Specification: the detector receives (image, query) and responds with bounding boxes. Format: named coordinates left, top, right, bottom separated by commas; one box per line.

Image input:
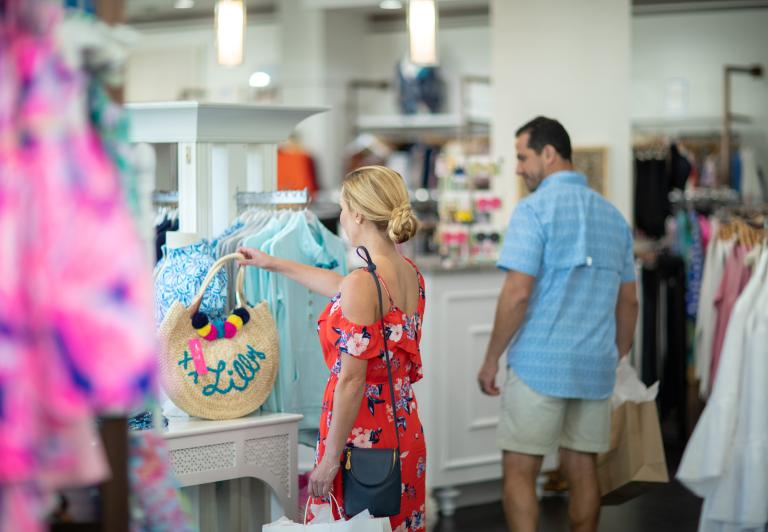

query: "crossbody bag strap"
left=356, top=246, right=401, bottom=453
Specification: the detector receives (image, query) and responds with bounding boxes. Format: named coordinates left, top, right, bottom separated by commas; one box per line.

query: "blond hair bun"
left=342, top=166, right=420, bottom=244
left=388, top=204, right=419, bottom=244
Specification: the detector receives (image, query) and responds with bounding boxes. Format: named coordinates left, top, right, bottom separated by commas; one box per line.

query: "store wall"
left=632, top=8, right=768, bottom=164
left=125, top=21, right=280, bottom=103
left=490, top=0, right=633, bottom=224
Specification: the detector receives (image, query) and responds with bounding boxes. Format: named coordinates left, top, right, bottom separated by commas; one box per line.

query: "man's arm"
left=615, top=281, right=639, bottom=357
left=478, top=270, right=536, bottom=395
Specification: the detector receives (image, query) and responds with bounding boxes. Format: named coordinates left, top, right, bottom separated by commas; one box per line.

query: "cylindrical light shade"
left=215, top=0, right=246, bottom=66
left=408, top=0, right=438, bottom=66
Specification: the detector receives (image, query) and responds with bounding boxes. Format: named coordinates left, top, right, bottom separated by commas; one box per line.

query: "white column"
left=490, top=0, right=632, bottom=223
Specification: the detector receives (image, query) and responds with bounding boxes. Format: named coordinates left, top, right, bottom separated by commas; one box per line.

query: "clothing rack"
left=236, top=189, right=310, bottom=210
left=669, top=188, right=740, bottom=210
left=669, top=189, right=767, bottom=223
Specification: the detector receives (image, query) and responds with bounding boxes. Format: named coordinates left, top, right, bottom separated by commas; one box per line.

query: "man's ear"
left=541, top=144, right=557, bottom=165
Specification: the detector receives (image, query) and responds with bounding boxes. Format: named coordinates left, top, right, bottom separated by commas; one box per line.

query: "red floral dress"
left=315, top=258, right=427, bottom=532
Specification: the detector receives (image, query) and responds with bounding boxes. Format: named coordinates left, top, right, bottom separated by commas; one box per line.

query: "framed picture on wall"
left=516, top=146, right=609, bottom=198
left=572, top=146, right=608, bottom=196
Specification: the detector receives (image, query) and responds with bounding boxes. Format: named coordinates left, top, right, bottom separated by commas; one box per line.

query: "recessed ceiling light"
left=249, top=71, right=271, bottom=88
left=174, top=0, right=194, bottom=9
left=379, top=0, right=403, bottom=10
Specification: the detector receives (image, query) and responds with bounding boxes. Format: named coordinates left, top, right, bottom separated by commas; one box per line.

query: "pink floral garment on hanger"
left=0, top=2, right=157, bottom=529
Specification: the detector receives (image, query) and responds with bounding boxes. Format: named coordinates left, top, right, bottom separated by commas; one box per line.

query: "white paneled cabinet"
left=415, top=266, right=507, bottom=516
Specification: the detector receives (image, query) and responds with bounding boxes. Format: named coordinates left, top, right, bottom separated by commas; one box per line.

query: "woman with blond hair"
left=238, top=166, right=427, bottom=531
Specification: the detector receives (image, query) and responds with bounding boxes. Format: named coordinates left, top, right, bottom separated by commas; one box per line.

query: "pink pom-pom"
left=224, top=321, right=237, bottom=339
left=204, top=326, right=219, bottom=341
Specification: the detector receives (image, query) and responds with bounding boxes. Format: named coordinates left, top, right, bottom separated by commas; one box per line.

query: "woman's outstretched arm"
left=238, top=246, right=344, bottom=298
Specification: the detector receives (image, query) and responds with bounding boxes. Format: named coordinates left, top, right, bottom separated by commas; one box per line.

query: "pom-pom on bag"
left=158, top=253, right=279, bottom=420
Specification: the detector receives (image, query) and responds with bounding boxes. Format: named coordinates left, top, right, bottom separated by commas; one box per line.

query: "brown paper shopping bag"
left=596, top=400, right=669, bottom=505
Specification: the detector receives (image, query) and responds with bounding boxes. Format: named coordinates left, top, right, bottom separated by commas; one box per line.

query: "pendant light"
left=408, top=0, right=438, bottom=66
left=215, top=0, right=246, bottom=67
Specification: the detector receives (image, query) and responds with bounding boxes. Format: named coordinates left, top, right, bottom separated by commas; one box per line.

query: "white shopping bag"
left=611, top=357, right=658, bottom=408
left=262, top=494, right=393, bottom=532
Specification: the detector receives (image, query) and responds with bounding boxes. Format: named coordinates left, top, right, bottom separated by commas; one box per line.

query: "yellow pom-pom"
left=196, top=323, right=212, bottom=337
left=227, top=314, right=244, bottom=329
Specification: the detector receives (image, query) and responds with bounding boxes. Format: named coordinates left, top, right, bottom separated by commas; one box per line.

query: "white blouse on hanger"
left=678, top=247, right=768, bottom=532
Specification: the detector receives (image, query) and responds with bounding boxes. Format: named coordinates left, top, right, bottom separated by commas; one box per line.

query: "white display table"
left=164, top=412, right=303, bottom=528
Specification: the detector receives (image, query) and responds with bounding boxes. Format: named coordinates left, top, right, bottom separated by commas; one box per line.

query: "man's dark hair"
left=515, top=116, right=572, bottom=161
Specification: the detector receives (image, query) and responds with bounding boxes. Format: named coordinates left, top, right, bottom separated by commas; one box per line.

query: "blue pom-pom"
left=192, top=312, right=209, bottom=329
left=233, top=307, right=250, bottom=325
left=213, top=319, right=226, bottom=339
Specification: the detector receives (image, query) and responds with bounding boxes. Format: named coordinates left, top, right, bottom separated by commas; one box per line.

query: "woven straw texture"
left=158, top=253, right=279, bottom=420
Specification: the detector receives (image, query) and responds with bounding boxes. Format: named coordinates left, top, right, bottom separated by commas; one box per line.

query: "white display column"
left=490, top=0, right=632, bottom=223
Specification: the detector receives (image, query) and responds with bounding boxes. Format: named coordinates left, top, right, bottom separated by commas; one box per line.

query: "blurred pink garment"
left=0, top=2, right=157, bottom=528
left=698, top=214, right=712, bottom=251
left=709, top=245, right=752, bottom=390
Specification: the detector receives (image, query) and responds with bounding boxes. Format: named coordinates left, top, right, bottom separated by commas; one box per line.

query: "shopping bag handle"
left=303, top=492, right=343, bottom=524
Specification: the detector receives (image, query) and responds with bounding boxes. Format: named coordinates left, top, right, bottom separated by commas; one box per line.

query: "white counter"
left=414, top=263, right=508, bottom=515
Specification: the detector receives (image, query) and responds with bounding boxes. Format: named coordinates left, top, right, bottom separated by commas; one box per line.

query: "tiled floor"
left=433, top=438, right=702, bottom=532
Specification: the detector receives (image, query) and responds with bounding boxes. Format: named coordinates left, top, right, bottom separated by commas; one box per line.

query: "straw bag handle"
left=189, top=253, right=248, bottom=313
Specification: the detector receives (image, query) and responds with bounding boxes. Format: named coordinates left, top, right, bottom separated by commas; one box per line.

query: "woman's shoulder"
left=338, top=269, right=378, bottom=324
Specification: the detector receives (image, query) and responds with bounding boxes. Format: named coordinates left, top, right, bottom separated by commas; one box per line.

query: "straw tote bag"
left=158, top=253, right=279, bottom=420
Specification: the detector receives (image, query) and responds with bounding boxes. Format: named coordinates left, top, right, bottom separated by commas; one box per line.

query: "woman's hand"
left=237, top=247, right=275, bottom=271
left=308, top=457, right=340, bottom=498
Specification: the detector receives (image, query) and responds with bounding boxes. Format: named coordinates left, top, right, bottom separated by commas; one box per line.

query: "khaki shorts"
left=497, top=369, right=611, bottom=456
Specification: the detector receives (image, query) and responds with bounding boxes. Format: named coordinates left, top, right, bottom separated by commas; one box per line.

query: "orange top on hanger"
left=277, top=145, right=318, bottom=195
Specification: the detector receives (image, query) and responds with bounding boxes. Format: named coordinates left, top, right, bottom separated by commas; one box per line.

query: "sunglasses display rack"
left=434, top=153, right=504, bottom=267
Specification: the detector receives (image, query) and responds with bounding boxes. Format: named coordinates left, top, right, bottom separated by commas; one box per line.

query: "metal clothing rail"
left=151, top=190, right=179, bottom=205
left=668, top=188, right=740, bottom=207
left=236, top=189, right=310, bottom=210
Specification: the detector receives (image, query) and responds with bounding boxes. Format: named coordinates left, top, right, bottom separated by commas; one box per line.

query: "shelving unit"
left=348, top=75, right=491, bottom=142
left=356, top=112, right=490, bottom=138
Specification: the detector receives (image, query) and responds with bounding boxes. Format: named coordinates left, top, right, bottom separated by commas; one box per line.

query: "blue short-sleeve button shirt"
left=497, top=171, right=635, bottom=399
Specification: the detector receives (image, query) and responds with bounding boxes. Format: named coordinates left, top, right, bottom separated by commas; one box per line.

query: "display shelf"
left=164, top=412, right=303, bottom=526
left=127, top=101, right=326, bottom=144
left=356, top=112, right=490, bottom=136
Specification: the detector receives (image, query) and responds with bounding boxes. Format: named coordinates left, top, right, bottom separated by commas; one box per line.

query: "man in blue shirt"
left=478, top=117, right=639, bottom=532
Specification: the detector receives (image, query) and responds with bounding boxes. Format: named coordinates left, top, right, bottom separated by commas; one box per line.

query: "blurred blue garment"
left=396, top=58, right=444, bottom=114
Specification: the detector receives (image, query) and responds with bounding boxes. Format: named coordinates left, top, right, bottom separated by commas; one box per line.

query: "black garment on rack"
left=669, top=143, right=692, bottom=191
left=634, top=143, right=692, bottom=238
left=641, top=266, right=660, bottom=386
left=640, top=254, right=688, bottom=445
left=634, top=157, right=670, bottom=238
left=154, top=216, right=179, bottom=262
